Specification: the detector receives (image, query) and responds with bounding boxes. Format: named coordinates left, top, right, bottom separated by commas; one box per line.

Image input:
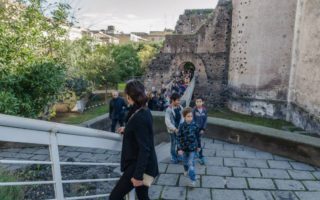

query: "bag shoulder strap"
left=127, top=107, right=145, bottom=124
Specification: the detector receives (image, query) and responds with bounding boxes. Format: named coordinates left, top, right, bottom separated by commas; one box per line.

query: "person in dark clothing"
left=171, top=82, right=180, bottom=94
left=109, top=80, right=159, bottom=200
left=147, top=92, right=158, bottom=111
left=192, top=97, right=208, bottom=165
left=158, top=93, right=166, bottom=111
left=109, top=91, right=127, bottom=132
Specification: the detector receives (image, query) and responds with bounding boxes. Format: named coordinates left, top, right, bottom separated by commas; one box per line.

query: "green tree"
left=137, top=43, right=161, bottom=72
left=0, top=0, right=70, bottom=117
left=0, top=61, right=66, bottom=118
left=111, top=44, right=142, bottom=81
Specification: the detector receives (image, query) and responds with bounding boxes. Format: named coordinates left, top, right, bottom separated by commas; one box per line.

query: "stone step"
left=155, top=142, right=170, bottom=162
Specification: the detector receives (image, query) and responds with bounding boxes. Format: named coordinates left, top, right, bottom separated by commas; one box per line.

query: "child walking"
left=192, top=97, right=208, bottom=165
left=165, top=93, right=184, bottom=164
left=177, top=107, right=200, bottom=187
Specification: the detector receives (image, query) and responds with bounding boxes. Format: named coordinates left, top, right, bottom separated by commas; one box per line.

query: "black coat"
left=120, top=107, right=159, bottom=180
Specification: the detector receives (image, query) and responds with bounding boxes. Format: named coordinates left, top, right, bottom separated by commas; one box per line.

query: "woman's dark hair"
left=170, top=93, right=181, bottom=101
left=125, top=80, right=148, bottom=107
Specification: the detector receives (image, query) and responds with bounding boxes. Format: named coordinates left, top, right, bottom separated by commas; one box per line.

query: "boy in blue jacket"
left=177, top=107, right=200, bottom=187
left=192, top=97, right=208, bottom=165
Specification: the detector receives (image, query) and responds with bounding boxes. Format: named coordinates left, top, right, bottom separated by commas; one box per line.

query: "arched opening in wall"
left=182, top=62, right=196, bottom=80
left=174, top=62, right=196, bottom=85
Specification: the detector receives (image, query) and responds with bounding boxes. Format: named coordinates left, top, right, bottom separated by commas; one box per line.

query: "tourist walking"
left=165, top=93, right=184, bottom=164
left=109, top=80, right=159, bottom=200
left=177, top=107, right=200, bottom=187
left=192, top=97, right=208, bottom=165
left=109, top=91, right=127, bottom=133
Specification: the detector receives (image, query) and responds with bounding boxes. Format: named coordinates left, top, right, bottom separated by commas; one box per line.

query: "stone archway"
left=180, top=62, right=196, bottom=80
left=169, top=53, right=208, bottom=99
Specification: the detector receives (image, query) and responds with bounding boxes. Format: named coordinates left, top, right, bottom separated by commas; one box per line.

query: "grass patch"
left=0, top=169, right=24, bottom=200
left=117, top=83, right=126, bottom=91
left=208, top=108, right=303, bottom=131
left=53, top=105, right=108, bottom=125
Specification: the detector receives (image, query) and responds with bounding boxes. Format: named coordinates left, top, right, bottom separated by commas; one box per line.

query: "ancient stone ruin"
left=145, top=0, right=320, bottom=134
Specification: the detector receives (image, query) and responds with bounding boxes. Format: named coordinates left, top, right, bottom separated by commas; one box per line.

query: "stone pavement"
left=150, top=138, right=320, bottom=200
left=1, top=138, right=320, bottom=200
left=0, top=145, right=121, bottom=171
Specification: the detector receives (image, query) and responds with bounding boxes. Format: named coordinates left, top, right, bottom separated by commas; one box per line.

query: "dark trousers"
left=196, top=133, right=204, bottom=159
left=111, top=118, right=124, bottom=133
left=109, top=164, right=149, bottom=200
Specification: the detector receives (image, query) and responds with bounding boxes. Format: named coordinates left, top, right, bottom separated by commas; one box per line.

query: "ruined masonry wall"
left=175, top=9, right=213, bottom=35
left=228, top=0, right=297, bottom=119
left=288, top=0, right=320, bottom=132
left=145, top=0, right=232, bottom=108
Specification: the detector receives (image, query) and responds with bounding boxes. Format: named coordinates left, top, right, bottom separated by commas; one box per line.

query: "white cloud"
left=126, top=14, right=138, bottom=19
left=82, top=13, right=113, bottom=18
left=81, top=17, right=163, bottom=33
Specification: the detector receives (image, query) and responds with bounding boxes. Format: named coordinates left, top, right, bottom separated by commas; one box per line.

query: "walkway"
left=150, top=137, right=320, bottom=200
left=1, top=137, right=320, bottom=199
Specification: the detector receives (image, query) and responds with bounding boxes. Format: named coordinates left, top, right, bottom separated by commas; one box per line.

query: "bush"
left=0, top=169, right=24, bottom=200
left=0, top=61, right=66, bottom=118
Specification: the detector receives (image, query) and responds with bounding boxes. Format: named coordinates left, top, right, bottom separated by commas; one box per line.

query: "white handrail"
left=0, top=114, right=121, bottom=141
left=0, top=114, right=136, bottom=200
left=180, top=77, right=196, bottom=107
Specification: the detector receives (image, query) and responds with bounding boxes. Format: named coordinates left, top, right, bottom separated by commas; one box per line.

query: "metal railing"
left=180, top=77, right=196, bottom=107
left=0, top=114, right=135, bottom=200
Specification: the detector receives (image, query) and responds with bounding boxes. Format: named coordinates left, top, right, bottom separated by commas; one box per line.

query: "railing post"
left=127, top=190, right=135, bottom=200
left=49, top=130, right=64, bottom=200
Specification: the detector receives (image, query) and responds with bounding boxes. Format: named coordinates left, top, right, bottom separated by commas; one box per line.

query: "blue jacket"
left=177, top=121, right=199, bottom=152
left=192, top=107, right=208, bottom=131
left=109, top=97, right=127, bottom=120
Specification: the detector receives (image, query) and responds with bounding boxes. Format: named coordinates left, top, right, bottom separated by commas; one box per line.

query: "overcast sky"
left=58, top=0, right=218, bottom=33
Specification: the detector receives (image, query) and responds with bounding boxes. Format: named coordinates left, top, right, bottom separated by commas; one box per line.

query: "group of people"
left=147, top=71, right=193, bottom=111
left=146, top=86, right=169, bottom=111
left=108, top=71, right=204, bottom=199
left=165, top=93, right=208, bottom=186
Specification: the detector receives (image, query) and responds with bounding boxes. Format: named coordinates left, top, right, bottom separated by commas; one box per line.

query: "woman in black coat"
left=109, top=80, right=159, bottom=200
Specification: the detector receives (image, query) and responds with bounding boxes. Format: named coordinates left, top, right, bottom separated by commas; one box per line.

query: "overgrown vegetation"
left=208, top=108, right=302, bottom=131
left=0, top=168, right=24, bottom=200
left=53, top=105, right=108, bottom=124
left=0, top=1, right=162, bottom=119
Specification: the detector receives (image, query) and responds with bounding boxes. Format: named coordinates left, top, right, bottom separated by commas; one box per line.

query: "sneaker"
left=183, top=171, right=188, bottom=176
left=184, top=172, right=200, bottom=180
left=198, top=157, right=206, bottom=165
left=189, top=180, right=196, bottom=187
